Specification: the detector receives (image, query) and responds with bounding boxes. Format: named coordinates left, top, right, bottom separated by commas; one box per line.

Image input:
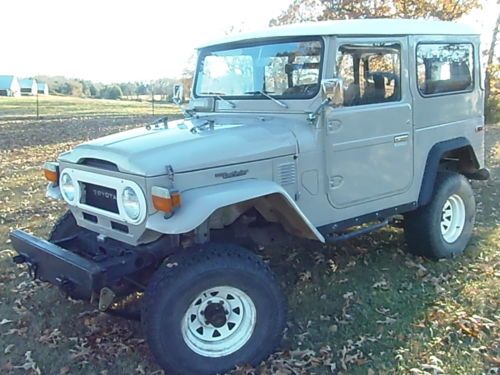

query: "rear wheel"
left=141, top=244, right=287, bottom=375
left=404, top=172, right=476, bottom=259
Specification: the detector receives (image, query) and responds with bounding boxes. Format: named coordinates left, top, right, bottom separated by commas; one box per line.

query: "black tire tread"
left=141, top=244, right=287, bottom=375
left=48, top=210, right=79, bottom=242
left=404, top=171, right=475, bottom=259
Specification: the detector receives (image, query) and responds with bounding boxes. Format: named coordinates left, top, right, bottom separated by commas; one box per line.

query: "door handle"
left=394, top=134, right=409, bottom=144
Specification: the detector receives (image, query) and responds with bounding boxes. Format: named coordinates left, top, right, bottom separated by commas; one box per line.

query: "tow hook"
left=12, top=254, right=27, bottom=264
left=55, top=277, right=75, bottom=298
left=13, top=255, right=38, bottom=280
left=98, top=287, right=116, bottom=311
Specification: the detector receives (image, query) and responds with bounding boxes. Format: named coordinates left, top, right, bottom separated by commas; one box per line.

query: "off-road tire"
left=404, top=172, right=475, bottom=259
left=48, top=210, right=82, bottom=242
left=141, top=244, right=287, bottom=375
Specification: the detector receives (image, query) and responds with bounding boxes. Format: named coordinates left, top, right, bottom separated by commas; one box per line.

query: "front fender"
left=146, top=179, right=325, bottom=242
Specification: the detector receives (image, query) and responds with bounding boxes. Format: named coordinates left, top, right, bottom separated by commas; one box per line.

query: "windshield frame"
left=193, top=36, right=325, bottom=101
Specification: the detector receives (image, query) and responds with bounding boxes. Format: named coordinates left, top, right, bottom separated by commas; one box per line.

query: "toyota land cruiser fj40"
left=10, top=19, right=489, bottom=375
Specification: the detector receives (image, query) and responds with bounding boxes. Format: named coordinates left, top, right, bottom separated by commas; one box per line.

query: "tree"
left=394, top=0, right=481, bottom=20
left=154, top=79, right=173, bottom=101
left=485, top=5, right=500, bottom=123
left=89, top=82, right=100, bottom=97
left=102, top=85, right=123, bottom=100
left=269, top=0, right=481, bottom=25
left=61, top=81, right=83, bottom=96
left=119, top=82, right=137, bottom=99
left=135, top=82, right=149, bottom=99
left=270, top=0, right=325, bottom=26
left=180, top=53, right=196, bottom=101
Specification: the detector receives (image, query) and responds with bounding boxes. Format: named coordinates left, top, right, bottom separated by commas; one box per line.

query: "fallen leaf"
left=376, top=317, right=397, bottom=325
left=485, top=355, right=500, bottom=365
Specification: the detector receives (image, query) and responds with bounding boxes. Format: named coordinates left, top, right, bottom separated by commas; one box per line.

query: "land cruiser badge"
left=215, top=169, right=249, bottom=179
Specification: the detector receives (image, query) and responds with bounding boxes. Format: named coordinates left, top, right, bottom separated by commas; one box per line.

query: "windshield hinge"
left=308, top=98, right=331, bottom=123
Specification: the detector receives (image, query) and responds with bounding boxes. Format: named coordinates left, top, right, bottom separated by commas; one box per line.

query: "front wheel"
left=48, top=210, right=82, bottom=242
left=404, top=172, right=476, bottom=259
left=141, top=244, right=287, bottom=375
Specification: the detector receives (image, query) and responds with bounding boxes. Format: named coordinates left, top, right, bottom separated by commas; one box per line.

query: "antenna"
left=151, top=81, right=155, bottom=116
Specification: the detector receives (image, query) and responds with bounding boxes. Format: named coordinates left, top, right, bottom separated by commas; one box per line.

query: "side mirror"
left=173, top=84, right=184, bottom=104
left=321, top=78, right=343, bottom=107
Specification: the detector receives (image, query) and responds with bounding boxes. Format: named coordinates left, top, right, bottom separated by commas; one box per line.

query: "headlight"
left=122, top=187, right=141, bottom=220
left=60, top=172, right=76, bottom=202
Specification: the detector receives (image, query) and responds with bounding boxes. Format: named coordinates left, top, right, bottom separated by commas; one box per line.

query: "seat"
left=343, top=82, right=360, bottom=106
left=362, top=74, right=386, bottom=104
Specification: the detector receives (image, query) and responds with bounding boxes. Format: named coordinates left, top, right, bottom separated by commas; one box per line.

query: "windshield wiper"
left=244, top=90, right=288, bottom=109
left=200, top=92, right=236, bottom=108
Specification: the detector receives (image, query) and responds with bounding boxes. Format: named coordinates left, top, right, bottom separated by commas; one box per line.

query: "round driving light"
left=60, top=173, right=76, bottom=202
left=122, top=187, right=141, bottom=220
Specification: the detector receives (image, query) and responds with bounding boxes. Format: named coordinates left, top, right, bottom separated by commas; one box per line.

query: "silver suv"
left=10, top=19, right=489, bottom=375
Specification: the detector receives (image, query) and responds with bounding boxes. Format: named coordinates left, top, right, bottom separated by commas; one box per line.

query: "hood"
left=59, top=118, right=298, bottom=176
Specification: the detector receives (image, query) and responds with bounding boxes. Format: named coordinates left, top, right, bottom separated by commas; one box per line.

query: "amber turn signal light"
left=43, top=162, right=59, bottom=184
left=152, top=187, right=181, bottom=214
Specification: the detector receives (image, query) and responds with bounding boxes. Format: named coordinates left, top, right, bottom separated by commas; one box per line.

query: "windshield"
left=195, top=38, right=323, bottom=99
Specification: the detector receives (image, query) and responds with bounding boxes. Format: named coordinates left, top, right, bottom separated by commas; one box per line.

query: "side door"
left=325, top=37, right=414, bottom=209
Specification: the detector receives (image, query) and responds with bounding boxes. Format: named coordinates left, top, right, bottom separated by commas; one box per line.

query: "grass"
left=0, top=95, right=179, bottom=119
left=0, top=105, right=498, bottom=374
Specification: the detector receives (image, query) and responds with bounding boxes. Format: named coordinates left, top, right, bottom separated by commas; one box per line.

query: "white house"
left=19, top=78, right=37, bottom=95
left=37, top=82, right=49, bottom=95
left=0, top=75, right=21, bottom=97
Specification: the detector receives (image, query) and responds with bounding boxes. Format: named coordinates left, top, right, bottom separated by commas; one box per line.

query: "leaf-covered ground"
left=0, top=114, right=498, bottom=375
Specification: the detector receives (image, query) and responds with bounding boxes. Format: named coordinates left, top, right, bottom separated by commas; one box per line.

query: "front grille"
left=111, top=221, right=129, bottom=233
left=83, top=183, right=119, bottom=213
left=82, top=212, right=98, bottom=223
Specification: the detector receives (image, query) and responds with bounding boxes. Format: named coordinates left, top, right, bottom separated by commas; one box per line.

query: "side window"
left=336, top=43, right=401, bottom=107
left=416, top=43, right=473, bottom=96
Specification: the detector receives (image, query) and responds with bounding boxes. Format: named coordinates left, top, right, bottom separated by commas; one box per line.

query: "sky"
left=0, top=0, right=290, bottom=82
left=0, top=0, right=497, bottom=83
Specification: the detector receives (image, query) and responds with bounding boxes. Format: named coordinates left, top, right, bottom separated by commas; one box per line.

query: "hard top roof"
left=198, top=19, right=479, bottom=48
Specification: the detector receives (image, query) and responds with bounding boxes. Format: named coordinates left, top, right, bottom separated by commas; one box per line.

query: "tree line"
left=269, top=0, right=481, bottom=25
left=33, top=75, right=180, bottom=101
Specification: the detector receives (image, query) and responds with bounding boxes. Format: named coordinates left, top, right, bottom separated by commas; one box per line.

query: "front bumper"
left=9, top=228, right=176, bottom=300
left=10, top=230, right=106, bottom=299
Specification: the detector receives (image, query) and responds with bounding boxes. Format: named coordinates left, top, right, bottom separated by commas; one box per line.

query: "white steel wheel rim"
left=440, top=194, right=466, bottom=243
left=182, top=286, right=256, bottom=358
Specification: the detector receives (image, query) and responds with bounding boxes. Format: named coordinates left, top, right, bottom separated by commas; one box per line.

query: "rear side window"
left=416, top=43, right=473, bottom=96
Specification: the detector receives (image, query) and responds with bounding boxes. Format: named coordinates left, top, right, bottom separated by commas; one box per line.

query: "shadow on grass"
left=260, top=221, right=498, bottom=374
